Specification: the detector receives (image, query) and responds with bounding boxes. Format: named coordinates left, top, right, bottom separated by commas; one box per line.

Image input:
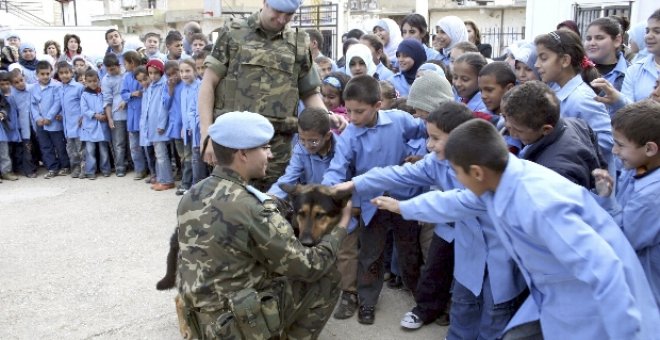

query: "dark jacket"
left=522, top=118, right=605, bottom=190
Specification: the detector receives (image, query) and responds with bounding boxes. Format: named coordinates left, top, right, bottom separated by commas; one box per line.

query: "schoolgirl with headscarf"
left=433, top=16, right=469, bottom=66
left=385, top=39, right=427, bottom=97
left=373, top=18, right=403, bottom=69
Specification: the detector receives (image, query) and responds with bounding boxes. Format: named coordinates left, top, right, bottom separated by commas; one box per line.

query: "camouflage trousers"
left=197, top=267, right=341, bottom=340
left=251, top=132, right=293, bottom=192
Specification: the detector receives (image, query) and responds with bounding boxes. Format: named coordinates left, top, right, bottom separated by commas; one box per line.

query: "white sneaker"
left=400, top=311, right=424, bottom=329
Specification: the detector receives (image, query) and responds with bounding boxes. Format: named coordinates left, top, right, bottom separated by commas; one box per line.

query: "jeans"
left=154, top=141, right=173, bottom=184
left=66, top=137, right=83, bottom=171
left=110, top=120, right=127, bottom=173
left=35, top=126, right=70, bottom=171
left=448, top=272, right=519, bottom=340
left=0, top=141, right=11, bottom=174
left=411, top=233, right=454, bottom=323
left=144, top=145, right=156, bottom=177
left=191, top=146, right=208, bottom=184
left=128, top=131, right=146, bottom=173
left=174, top=138, right=192, bottom=189
left=85, top=141, right=110, bottom=175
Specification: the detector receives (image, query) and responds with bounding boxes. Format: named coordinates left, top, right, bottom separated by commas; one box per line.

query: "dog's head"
left=280, top=184, right=352, bottom=246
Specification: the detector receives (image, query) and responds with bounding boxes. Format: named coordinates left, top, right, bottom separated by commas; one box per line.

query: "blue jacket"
left=520, top=118, right=605, bottom=190
left=621, top=54, right=658, bottom=103
left=386, top=73, right=410, bottom=97
left=30, top=79, right=63, bottom=132
left=424, top=45, right=439, bottom=60
left=141, top=76, right=169, bottom=143
left=0, top=95, right=20, bottom=142
left=9, top=86, right=33, bottom=139
left=80, top=88, right=111, bottom=142
left=269, top=135, right=337, bottom=199
left=599, top=167, right=660, bottom=308
left=403, top=156, right=660, bottom=339
left=180, top=79, right=201, bottom=147
left=120, top=71, right=143, bottom=132
left=551, top=74, right=613, bottom=171
left=375, top=62, right=394, bottom=81
left=59, top=80, right=84, bottom=139
left=163, top=79, right=184, bottom=140
left=322, top=109, right=426, bottom=225
left=102, top=73, right=127, bottom=121
left=456, top=91, right=488, bottom=113
left=357, top=153, right=527, bottom=304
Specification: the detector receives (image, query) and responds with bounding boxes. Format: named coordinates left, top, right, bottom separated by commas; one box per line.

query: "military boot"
left=333, top=291, right=358, bottom=319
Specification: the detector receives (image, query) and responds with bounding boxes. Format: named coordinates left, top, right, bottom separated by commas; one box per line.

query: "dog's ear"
left=331, top=187, right=353, bottom=206
left=279, top=183, right=299, bottom=196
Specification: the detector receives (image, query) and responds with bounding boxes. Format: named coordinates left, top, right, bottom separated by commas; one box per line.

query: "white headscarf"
left=345, top=43, right=377, bottom=77
left=436, top=16, right=469, bottom=57
left=374, top=18, right=403, bottom=64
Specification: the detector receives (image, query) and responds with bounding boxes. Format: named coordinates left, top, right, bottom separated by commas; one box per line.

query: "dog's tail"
left=156, top=227, right=180, bottom=290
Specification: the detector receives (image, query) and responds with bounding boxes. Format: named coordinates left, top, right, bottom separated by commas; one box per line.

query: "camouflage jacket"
left=205, top=11, right=321, bottom=121
left=177, top=167, right=346, bottom=311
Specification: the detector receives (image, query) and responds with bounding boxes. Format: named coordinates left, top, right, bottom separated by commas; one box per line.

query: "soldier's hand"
left=370, top=196, right=401, bottom=215
left=329, top=113, right=348, bottom=132
left=202, top=137, right=218, bottom=166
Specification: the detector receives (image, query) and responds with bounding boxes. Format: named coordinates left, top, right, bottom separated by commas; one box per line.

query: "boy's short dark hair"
left=612, top=99, right=660, bottom=147
left=427, top=101, right=474, bottom=133
left=212, top=141, right=238, bottom=166
left=391, top=98, right=414, bottom=114
left=8, top=69, right=23, bottom=82
left=306, top=29, right=323, bottom=46
left=133, top=65, right=148, bottom=78
left=190, top=33, right=208, bottom=44
left=123, top=50, right=143, bottom=65
left=164, top=60, right=179, bottom=73
left=298, top=107, right=330, bottom=135
left=344, top=75, right=381, bottom=105
left=479, top=61, right=516, bottom=87
left=35, top=60, right=52, bottom=72
left=105, top=28, right=120, bottom=41
left=502, top=81, right=559, bottom=130
left=103, top=53, right=120, bottom=67
left=84, top=68, right=99, bottom=80
left=55, top=60, right=73, bottom=72
left=445, top=119, right=509, bottom=173
left=0, top=71, right=11, bottom=82
left=165, top=30, right=183, bottom=46
left=144, top=32, right=161, bottom=42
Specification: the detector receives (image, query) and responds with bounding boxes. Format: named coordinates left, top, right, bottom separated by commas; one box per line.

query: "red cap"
left=146, top=59, right=164, bottom=74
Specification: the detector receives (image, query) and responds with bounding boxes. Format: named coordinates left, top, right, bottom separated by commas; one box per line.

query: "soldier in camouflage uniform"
left=177, top=111, right=350, bottom=339
left=198, top=0, right=329, bottom=192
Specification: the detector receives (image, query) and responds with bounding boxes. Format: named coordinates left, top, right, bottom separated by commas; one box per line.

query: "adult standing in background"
left=198, top=0, right=329, bottom=192
left=182, top=21, right=202, bottom=56
left=465, top=20, right=492, bottom=58
left=43, top=41, right=62, bottom=62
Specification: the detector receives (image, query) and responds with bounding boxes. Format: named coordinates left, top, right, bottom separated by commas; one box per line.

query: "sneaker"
left=400, top=312, right=424, bottom=330
left=70, top=167, right=81, bottom=178
left=333, top=291, right=358, bottom=319
left=102, top=172, right=111, bottom=177
left=84, top=174, right=96, bottom=180
left=357, top=305, right=375, bottom=325
left=175, top=186, right=189, bottom=196
left=116, top=171, right=126, bottom=177
left=133, top=171, right=148, bottom=180
left=44, top=170, right=57, bottom=179
left=26, top=173, right=37, bottom=178
left=1, top=173, right=19, bottom=181
left=387, top=275, right=403, bottom=289
left=152, top=182, right=175, bottom=191
left=57, top=168, right=70, bottom=176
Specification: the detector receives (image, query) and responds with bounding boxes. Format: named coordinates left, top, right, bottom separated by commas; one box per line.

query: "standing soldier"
left=198, top=0, right=334, bottom=191
left=177, top=111, right=351, bottom=339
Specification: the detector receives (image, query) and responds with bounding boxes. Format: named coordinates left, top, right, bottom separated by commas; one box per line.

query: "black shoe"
left=175, top=186, right=188, bottom=196
left=333, top=291, right=358, bottom=319
left=358, top=305, right=375, bottom=325
left=387, top=275, right=403, bottom=289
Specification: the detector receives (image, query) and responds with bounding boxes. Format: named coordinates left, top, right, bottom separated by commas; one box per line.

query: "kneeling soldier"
left=177, top=111, right=350, bottom=339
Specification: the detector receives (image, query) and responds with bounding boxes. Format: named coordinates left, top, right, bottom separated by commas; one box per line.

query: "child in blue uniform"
left=56, top=61, right=84, bottom=178
left=585, top=17, right=629, bottom=91
left=534, top=30, right=614, bottom=175
left=386, top=39, right=427, bottom=97
left=30, top=61, right=70, bottom=179
left=334, top=102, right=526, bottom=337
left=374, top=119, right=660, bottom=339
left=102, top=53, right=128, bottom=177
left=0, top=84, right=19, bottom=181
left=143, top=59, right=173, bottom=191
left=452, top=52, right=488, bottom=113
left=433, top=16, right=469, bottom=65
left=80, top=69, right=111, bottom=179
left=321, top=75, right=427, bottom=325
left=163, top=61, right=188, bottom=195
left=179, top=59, right=206, bottom=185
left=134, top=66, right=157, bottom=183
left=477, top=62, right=520, bottom=153
left=359, top=34, right=394, bottom=81
left=8, top=71, right=37, bottom=177
left=121, top=51, right=148, bottom=180
left=593, top=99, right=660, bottom=308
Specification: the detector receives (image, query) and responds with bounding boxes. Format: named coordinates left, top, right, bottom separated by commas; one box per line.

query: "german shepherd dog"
left=156, top=183, right=350, bottom=285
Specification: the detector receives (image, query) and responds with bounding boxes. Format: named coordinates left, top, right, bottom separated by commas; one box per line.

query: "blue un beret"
left=208, top=111, right=274, bottom=149
left=266, top=0, right=302, bottom=13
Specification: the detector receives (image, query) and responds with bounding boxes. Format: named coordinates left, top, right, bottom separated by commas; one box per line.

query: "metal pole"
left=73, top=0, right=78, bottom=26
left=61, top=1, right=65, bottom=25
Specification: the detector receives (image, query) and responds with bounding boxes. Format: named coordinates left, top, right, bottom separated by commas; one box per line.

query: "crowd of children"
left=1, top=8, right=660, bottom=340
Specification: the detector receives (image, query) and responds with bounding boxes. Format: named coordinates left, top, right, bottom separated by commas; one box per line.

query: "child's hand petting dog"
left=370, top=196, right=401, bottom=214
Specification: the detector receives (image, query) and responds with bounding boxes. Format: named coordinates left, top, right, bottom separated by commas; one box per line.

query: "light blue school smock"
left=29, top=80, right=63, bottom=132
left=80, top=90, right=111, bottom=142
left=321, top=109, right=426, bottom=226
left=60, top=80, right=84, bottom=139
